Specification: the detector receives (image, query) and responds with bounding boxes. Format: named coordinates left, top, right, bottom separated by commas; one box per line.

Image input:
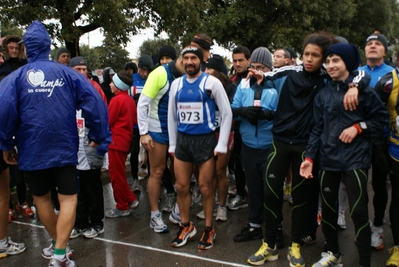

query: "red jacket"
left=108, top=91, right=137, bottom=152
left=89, top=78, right=108, bottom=104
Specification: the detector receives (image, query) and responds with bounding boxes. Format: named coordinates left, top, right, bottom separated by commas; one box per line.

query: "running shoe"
left=105, top=208, right=130, bottom=218
left=287, top=242, right=305, bottom=267
left=371, top=225, right=384, bottom=250
left=387, top=246, right=399, bottom=267
left=0, top=237, right=26, bottom=256
left=130, top=179, right=142, bottom=192
left=42, top=242, right=73, bottom=260
left=15, top=202, right=34, bottom=218
left=150, top=213, right=169, bottom=233
left=8, top=209, right=17, bottom=223
left=215, top=206, right=228, bottom=222
left=247, top=240, right=278, bottom=266
left=129, top=200, right=139, bottom=209
left=300, top=233, right=317, bottom=246
left=48, top=256, right=76, bottom=267
left=312, top=251, right=343, bottom=267
left=227, top=195, right=248, bottom=210
left=169, top=205, right=181, bottom=224
left=233, top=224, right=262, bottom=242
left=171, top=222, right=196, bottom=247
left=82, top=226, right=104, bottom=238
left=162, top=193, right=176, bottom=213
left=70, top=228, right=84, bottom=239
left=198, top=227, right=216, bottom=250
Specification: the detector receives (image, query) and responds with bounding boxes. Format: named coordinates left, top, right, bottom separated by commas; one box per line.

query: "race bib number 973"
left=178, top=102, right=203, bottom=124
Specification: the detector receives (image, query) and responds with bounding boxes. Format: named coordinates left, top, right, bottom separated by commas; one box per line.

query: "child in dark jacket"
left=106, top=70, right=139, bottom=218
left=300, top=43, right=389, bottom=267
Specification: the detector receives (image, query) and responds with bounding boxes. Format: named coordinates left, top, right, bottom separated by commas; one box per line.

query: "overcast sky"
left=79, top=28, right=231, bottom=59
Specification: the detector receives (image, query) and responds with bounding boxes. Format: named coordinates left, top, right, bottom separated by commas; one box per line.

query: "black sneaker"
left=233, top=224, right=263, bottom=242
left=276, top=224, right=286, bottom=249
left=299, top=233, right=316, bottom=246
left=198, top=227, right=216, bottom=250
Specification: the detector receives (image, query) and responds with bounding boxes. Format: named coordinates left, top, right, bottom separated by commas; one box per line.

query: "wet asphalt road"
left=2, top=169, right=393, bottom=267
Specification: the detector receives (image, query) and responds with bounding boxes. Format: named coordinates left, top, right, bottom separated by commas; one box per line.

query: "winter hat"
left=335, top=36, right=348, bottom=44
left=285, top=47, right=297, bottom=58
left=324, top=43, right=361, bottom=72
left=250, top=47, right=273, bottom=69
left=159, top=45, right=177, bottom=61
left=69, top=56, right=87, bottom=67
left=366, top=31, right=388, bottom=52
left=138, top=55, right=153, bottom=69
left=181, top=46, right=203, bottom=63
left=124, top=62, right=138, bottom=73
left=205, top=55, right=225, bottom=73
left=56, top=48, right=71, bottom=61
left=108, top=68, right=115, bottom=75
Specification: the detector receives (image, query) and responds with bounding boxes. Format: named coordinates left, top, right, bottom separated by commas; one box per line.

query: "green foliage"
left=50, top=43, right=129, bottom=71
left=0, top=21, right=23, bottom=38
left=138, top=38, right=181, bottom=58
left=95, top=35, right=130, bottom=71
left=1, top=0, right=398, bottom=61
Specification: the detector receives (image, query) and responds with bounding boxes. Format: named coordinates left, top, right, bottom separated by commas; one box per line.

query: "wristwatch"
left=348, top=82, right=358, bottom=88
left=359, top=122, right=367, bottom=130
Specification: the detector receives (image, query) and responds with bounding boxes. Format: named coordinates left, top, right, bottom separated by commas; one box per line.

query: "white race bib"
left=215, top=111, right=220, bottom=128
left=178, top=102, right=203, bottom=124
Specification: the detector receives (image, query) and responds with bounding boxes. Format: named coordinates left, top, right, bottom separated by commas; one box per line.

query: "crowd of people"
left=0, top=19, right=398, bottom=267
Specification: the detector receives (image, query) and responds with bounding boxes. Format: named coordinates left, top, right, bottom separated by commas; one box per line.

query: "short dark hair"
left=275, top=48, right=291, bottom=59
left=117, top=70, right=133, bottom=87
left=232, top=46, right=251, bottom=59
left=302, top=32, right=337, bottom=56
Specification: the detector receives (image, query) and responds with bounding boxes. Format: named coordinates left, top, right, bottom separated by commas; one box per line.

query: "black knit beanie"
left=324, top=43, right=361, bottom=72
left=159, top=45, right=177, bottom=61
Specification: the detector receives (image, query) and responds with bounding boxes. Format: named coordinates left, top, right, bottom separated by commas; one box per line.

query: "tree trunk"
left=65, top=38, right=80, bottom=58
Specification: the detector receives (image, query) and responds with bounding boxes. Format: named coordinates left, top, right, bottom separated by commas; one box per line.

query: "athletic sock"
left=53, top=248, right=66, bottom=261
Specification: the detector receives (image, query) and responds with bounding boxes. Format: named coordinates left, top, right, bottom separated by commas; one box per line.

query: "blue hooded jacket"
left=0, top=20, right=109, bottom=171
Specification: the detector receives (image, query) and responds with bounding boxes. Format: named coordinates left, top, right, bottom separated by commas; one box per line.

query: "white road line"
left=95, top=237, right=249, bottom=267
left=11, top=221, right=249, bottom=267
left=12, top=220, right=45, bottom=228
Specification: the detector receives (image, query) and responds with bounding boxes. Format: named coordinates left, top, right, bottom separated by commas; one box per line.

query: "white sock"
left=0, top=237, right=7, bottom=248
left=173, top=203, right=180, bottom=214
left=151, top=210, right=160, bottom=217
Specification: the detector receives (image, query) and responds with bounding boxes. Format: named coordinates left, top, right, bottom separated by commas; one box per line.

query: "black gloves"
left=257, top=109, right=273, bottom=120
left=238, top=106, right=262, bottom=120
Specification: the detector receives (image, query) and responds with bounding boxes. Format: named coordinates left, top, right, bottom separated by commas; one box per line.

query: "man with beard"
left=167, top=46, right=232, bottom=250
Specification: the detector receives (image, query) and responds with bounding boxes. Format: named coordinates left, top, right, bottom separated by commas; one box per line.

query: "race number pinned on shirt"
left=215, top=111, right=221, bottom=128
left=178, top=102, right=203, bottom=124
left=76, top=110, right=85, bottom=138
left=77, top=118, right=85, bottom=137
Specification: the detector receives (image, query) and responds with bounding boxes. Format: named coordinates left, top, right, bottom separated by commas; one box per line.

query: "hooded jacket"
left=305, top=75, right=388, bottom=171
left=263, top=65, right=369, bottom=145
left=231, top=77, right=278, bottom=149
left=101, top=67, right=114, bottom=104
left=0, top=20, right=109, bottom=171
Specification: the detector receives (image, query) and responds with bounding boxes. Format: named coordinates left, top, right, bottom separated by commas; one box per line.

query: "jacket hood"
left=102, top=67, right=112, bottom=84
left=24, top=20, right=51, bottom=63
